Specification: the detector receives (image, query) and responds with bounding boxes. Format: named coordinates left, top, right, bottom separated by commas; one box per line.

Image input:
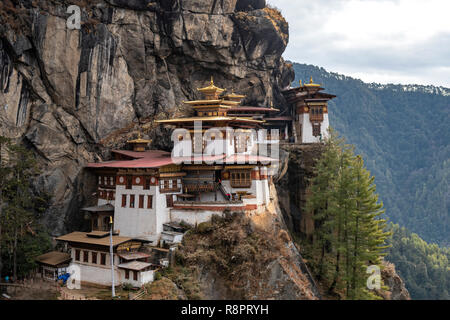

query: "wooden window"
left=192, top=136, right=203, bottom=152
left=150, top=195, right=155, bottom=209
left=100, top=253, right=106, bottom=265
left=133, top=271, right=138, bottom=281
left=92, top=252, right=97, bottom=264
left=166, top=195, right=173, bottom=208
left=139, top=195, right=144, bottom=209
left=235, top=135, right=248, bottom=153
left=83, top=251, right=89, bottom=263
left=172, top=179, right=178, bottom=189
left=144, top=177, right=150, bottom=190
left=230, top=170, right=252, bottom=188
left=126, top=175, right=132, bottom=189
left=121, top=194, right=127, bottom=207
left=310, top=106, right=324, bottom=121
left=312, top=123, right=321, bottom=137
left=75, top=249, right=80, bottom=261
left=164, top=180, right=169, bottom=190
left=130, top=195, right=135, bottom=208
left=125, top=269, right=129, bottom=279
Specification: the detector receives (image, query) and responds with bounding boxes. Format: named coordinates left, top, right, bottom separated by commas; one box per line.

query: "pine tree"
left=0, top=138, right=50, bottom=281
left=346, top=155, right=391, bottom=299
left=306, top=130, right=391, bottom=299
left=0, top=136, right=12, bottom=278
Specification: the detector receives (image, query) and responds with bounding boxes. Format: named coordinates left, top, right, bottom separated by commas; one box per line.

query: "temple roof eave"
left=155, top=116, right=265, bottom=124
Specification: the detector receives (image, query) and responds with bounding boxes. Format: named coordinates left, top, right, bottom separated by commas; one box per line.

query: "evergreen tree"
left=0, top=136, right=12, bottom=278
left=346, top=155, right=391, bottom=299
left=0, top=137, right=51, bottom=280
left=306, top=130, right=391, bottom=299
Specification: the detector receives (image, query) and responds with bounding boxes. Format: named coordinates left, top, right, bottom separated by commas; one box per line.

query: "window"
left=144, top=177, right=150, bottom=190
left=100, top=253, right=106, bottom=265
left=147, top=195, right=153, bottom=209
left=92, top=252, right=97, bottom=264
left=235, top=135, right=248, bottom=153
left=121, top=194, right=127, bottom=207
left=166, top=195, right=173, bottom=208
left=312, top=123, right=321, bottom=137
left=83, top=251, right=89, bottom=263
left=130, top=195, right=135, bottom=208
left=75, top=249, right=80, bottom=261
left=125, top=269, right=129, bottom=279
left=126, top=175, right=132, bottom=189
left=310, top=106, right=324, bottom=121
left=160, top=179, right=180, bottom=193
left=230, top=171, right=251, bottom=188
left=133, top=271, right=138, bottom=281
left=139, top=195, right=144, bottom=209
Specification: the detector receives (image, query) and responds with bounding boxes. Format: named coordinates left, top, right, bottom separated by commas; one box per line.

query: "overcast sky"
left=268, top=0, right=450, bottom=87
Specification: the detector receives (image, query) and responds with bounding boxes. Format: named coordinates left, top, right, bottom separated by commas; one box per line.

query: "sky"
left=268, top=0, right=450, bottom=87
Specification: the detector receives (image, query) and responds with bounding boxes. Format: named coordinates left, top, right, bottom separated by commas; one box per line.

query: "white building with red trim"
left=84, top=79, right=278, bottom=245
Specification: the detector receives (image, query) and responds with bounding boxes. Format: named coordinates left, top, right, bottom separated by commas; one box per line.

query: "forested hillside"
left=291, top=63, right=449, bottom=247
left=386, top=224, right=449, bottom=300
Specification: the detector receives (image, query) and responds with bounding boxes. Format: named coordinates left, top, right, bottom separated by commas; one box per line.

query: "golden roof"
left=183, top=99, right=240, bottom=106
left=156, top=116, right=264, bottom=124
left=223, top=89, right=246, bottom=99
left=197, top=77, right=226, bottom=94
left=304, top=76, right=321, bottom=87
left=127, top=132, right=152, bottom=144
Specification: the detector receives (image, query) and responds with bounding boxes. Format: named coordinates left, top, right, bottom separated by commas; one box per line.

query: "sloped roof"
left=56, top=232, right=133, bottom=247
left=118, top=261, right=152, bottom=271
left=87, top=150, right=174, bottom=169
left=35, top=251, right=71, bottom=267
left=81, top=204, right=114, bottom=212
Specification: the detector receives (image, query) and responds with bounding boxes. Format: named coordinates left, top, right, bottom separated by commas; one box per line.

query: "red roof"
left=223, top=154, right=278, bottom=164
left=264, top=117, right=293, bottom=121
left=87, top=150, right=174, bottom=169
left=87, top=150, right=277, bottom=169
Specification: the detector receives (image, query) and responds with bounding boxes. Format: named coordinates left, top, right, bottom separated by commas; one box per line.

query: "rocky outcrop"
left=275, top=144, right=325, bottom=238
left=177, top=183, right=320, bottom=300
left=377, top=262, right=411, bottom=300
left=0, top=0, right=293, bottom=235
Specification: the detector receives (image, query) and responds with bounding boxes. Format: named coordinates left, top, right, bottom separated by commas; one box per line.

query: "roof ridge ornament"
left=304, top=76, right=321, bottom=87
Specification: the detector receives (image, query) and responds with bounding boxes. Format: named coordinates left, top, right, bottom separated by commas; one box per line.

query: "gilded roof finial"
left=210, top=76, right=214, bottom=86
left=299, top=79, right=302, bottom=87
left=270, top=101, right=274, bottom=109
left=138, top=131, right=142, bottom=139
left=310, top=76, right=314, bottom=84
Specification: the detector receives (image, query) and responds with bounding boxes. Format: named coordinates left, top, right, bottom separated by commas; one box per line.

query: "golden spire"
left=197, top=77, right=226, bottom=97
left=127, top=131, right=152, bottom=152
left=304, top=76, right=321, bottom=87
left=299, top=79, right=302, bottom=87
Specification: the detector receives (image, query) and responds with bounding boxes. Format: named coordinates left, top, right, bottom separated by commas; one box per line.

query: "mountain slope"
left=291, top=63, right=449, bottom=247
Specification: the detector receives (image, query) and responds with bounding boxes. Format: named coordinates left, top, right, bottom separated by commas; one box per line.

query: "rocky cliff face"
left=276, top=144, right=325, bottom=239
left=0, top=0, right=293, bottom=235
